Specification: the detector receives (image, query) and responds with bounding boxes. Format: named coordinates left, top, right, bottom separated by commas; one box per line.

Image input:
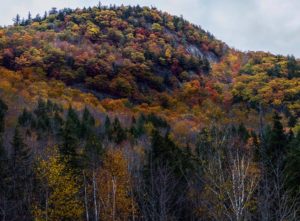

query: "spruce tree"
left=104, top=115, right=111, bottom=136
left=0, top=99, right=8, bottom=134
left=285, top=132, right=300, bottom=196
left=83, top=133, right=103, bottom=169
left=18, top=108, right=33, bottom=127
left=9, top=126, right=32, bottom=220
left=111, top=118, right=126, bottom=144
left=61, top=107, right=81, bottom=169
left=0, top=99, right=8, bottom=217
left=80, top=107, right=95, bottom=139
left=267, top=112, right=287, bottom=165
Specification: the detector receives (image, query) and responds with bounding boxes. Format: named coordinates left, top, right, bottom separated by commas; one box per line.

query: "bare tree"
left=257, top=163, right=299, bottom=221
left=136, top=164, right=184, bottom=221
left=199, top=148, right=259, bottom=221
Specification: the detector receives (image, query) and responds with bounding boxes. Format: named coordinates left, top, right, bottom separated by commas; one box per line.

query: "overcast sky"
left=1, top=0, right=300, bottom=57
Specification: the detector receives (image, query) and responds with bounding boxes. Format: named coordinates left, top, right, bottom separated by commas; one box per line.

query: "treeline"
left=0, top=98, right=299, bottom=220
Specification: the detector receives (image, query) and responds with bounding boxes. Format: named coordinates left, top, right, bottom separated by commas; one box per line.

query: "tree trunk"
left=83, top=171, right=89, bottom=221
left=93, top=171, right=98, bottom=221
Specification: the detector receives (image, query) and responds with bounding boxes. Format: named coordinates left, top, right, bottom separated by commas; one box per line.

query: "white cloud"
left=1, top=0, right=300, bottom=57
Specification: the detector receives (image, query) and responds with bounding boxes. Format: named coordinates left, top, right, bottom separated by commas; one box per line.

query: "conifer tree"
left=266, top=112, right=287, bottom=165
left=18, top=108, right=33, bottom=127
left=0, top=99, right=8, bottom=134
left=83, top=133, right=103, bottom=170
left=110, top=118, right=126, bottom=144
left=0, top=99, right=8, bottom=219
left=104, top=115, right=111, bottom=136
left=61, top=106, right=81, bottom=169
left=285, top=132, right=300, bottom=196
left=9, top=126, right=33, bottom=220
left=81, top=107, right=95, bottom=139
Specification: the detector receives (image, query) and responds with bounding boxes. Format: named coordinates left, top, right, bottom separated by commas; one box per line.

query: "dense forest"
left=0, top=3, right=299, bottom=221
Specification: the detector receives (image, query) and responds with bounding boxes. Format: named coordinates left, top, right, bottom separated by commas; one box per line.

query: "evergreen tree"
left=238, top=123, right=250, bottom=142
left=53, top=111, right=64, bottom=134
left=80, top=107, right=95, bottom=139
left=34, top=99, right=51, bottom=136
left=196, top=128, right=213, bottom=161
left=288, top=114, right=297, bottom=127
left=287, top=55, right=300, bottom=79
left=285, top=132, right=300, bottom=196
left=60, top=107, right=81, bottom=169
left=18, top=108, right=33, bottom=127
left=110, top=118, right=126, bottom=144
left=0, top=99, right=8, bottom=219
left=149, top=129, right=193, bottom=177
left=266, top=112, right=287, bottom=165
left=13, top=14, right=20, bottom=25
left=83, top=133, right=103, bottom=170
left=34, top=13, right=42, bottom=22
left=104, top=115, right=111, bottom=136
left=27, top=12, right=32, bottom=24
left=9, top=126, right=33, bottom=220
left=0, top=99, right=8, bottom=134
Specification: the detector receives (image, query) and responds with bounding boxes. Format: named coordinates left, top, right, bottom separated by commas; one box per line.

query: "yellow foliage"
left=97, top=149, right=137, bottom=221
left=33, top=146, right=84, bottom=221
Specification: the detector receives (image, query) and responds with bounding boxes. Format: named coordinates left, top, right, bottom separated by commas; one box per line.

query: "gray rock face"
left=186, top=44, right=219, bottom=63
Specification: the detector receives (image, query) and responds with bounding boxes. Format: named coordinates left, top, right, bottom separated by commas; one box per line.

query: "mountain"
left=1, top=5, right=226, bottom=103
left=0, top=4, right=299, bottom=221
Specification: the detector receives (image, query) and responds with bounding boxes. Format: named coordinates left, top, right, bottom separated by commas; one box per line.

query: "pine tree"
left=27, top=12, right=32, bottom=24
left=13, top=14, right=20, bottom=25
left=83, top=133, right=103, bottom=169
left=0, top=99, right=8, bottom=134
left=34, top=99, right=50, bottom=131
left=60, top=107, right=81, bottom=169
left=110, top=118, right=126, bottom=144
left=18, top=108, right=33, bottom=127
left=0, top=99, right=8, bottom=219
left=104, top=115, right=111, bottom=136
left=81, top=107, right=95, bottom=139
left=285, top=132, right=300, bottom=196
left=11, top=126, right=31, bottom=179
left=267, top=112, right=287, bottom=164
left=238, top=123, right=250, bottom=142
left=9, top=126, right=33, bottom=220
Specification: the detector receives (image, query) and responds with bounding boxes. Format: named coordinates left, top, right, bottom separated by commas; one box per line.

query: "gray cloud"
left=1, top=0, right=299, bottom=57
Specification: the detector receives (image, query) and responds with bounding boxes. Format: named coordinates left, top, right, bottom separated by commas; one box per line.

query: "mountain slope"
left=0, top=5, right=226, bottom=104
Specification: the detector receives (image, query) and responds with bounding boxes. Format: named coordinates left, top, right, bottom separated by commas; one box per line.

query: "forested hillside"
left=0, top=4, right=299, bottom=221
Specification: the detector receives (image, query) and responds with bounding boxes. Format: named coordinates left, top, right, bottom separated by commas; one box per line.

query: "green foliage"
left=0, top=99, right=8, bottom=134
left=9, top=126, right=33, bottom=219
left=266, top=112, right=287, bottom=163
left=18, top=108, right=33, bottom=127
left=80, top=107, right=95, bottom=139
left=149, top=129, right=194, bottom=177
left=285, top=132, right=300, bottom=196
left=18, top=100, right=64, bottom=138
left=60, top=106, right=81, bottom=169
left=83, top=133, right=103, bottom=169
left=287, top=55, right=300, bottom=79
left=0, top=99, right=7, bottom=198
left=109, top=118, right=127, bottom=144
